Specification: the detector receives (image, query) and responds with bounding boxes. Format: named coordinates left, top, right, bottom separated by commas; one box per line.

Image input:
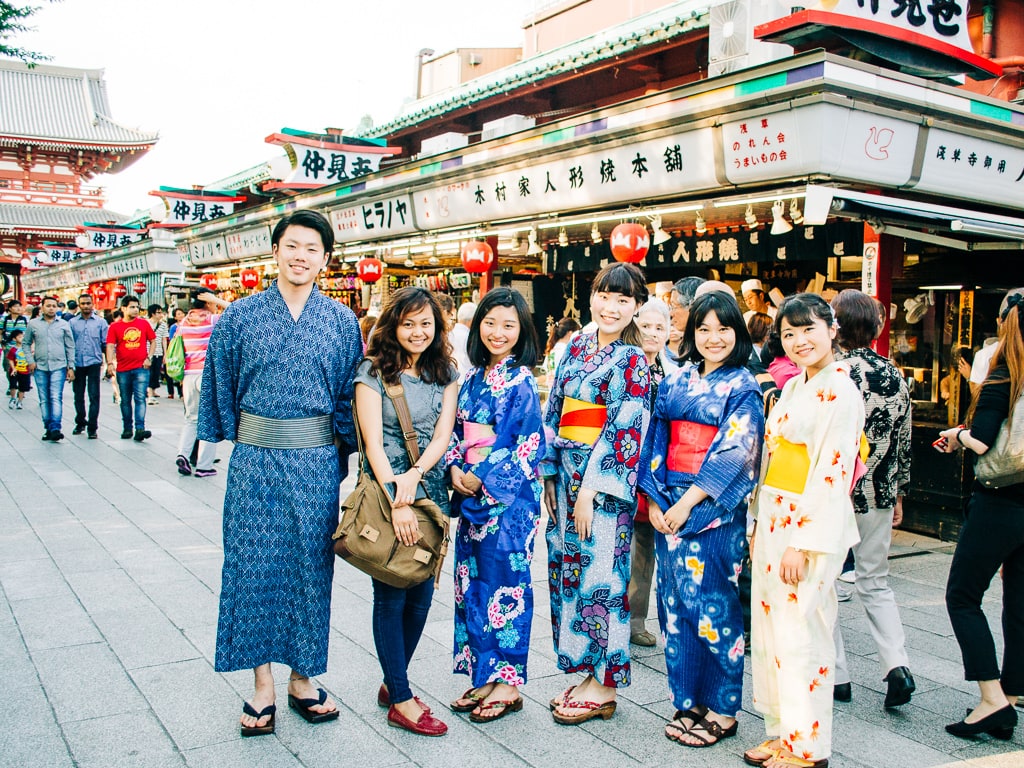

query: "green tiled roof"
left=364, top=2, right=710, bottom=138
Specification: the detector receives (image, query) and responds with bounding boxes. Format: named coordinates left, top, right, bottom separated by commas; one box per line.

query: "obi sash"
left=764, top=437, right=810, bottom=495
left=463, top=421, right=497, bottom=465
left=667, top=420, right=719, bottom=474
left=558, top=396, right=607, bottom=444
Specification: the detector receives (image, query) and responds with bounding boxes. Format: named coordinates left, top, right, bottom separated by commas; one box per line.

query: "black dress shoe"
left=133, top=429, right=152, bottom=442
left=883, top=666, right=916, bottom=708
left=946, top=705, right=1017, bottom=739
left=121, top=429, right=133, bottom=439
left=833, top=682, right=852, bottom=702
left=72, top=425, right=85, bottom=435
left=42, top=430, right=54, bottom=441
left=87, top=432, right=97, bottom=439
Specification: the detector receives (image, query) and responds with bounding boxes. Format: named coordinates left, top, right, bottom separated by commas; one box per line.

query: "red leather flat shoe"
left=387, top=705, right=448, bottom=736
left=377, top=684, right=431, bottom=713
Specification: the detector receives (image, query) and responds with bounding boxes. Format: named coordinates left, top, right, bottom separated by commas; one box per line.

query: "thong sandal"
left=763, top=752, right=829, bottom=768
left=744, top=740, right=783, bottom=766
left=664, top=706, right=709, bottom=739
left=288, top=687, right=339, bottom=724
left=240, top=702, right=276, bottom=737
left=552, top=699, right=616, bottom=725
left=549, top=685, right=577, bottom=711
left=667, top=714, right=737, bottom=748
left=469, top=696, right=523, bottom=723
left=450, top=686, right=489, bottom=713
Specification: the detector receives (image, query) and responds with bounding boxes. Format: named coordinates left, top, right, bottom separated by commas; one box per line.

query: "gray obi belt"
left=236, top=412, right=334, bottom=449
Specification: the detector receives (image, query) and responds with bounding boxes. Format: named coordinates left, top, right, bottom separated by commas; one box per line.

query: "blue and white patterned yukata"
left=638, top=362, right=764, bottom=716
left=446, top=356, right=545, bottom=688
left=199, top=282, right=362, bottom=676
left=542, top=331, right=650, bottom=687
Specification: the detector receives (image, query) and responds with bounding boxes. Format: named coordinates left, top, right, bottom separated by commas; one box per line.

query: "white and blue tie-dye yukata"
left=638, top=361, right=764, bottom=716
left=541, top=331, right=650, bottom=687
left=199, top=283, right=362, bottom=676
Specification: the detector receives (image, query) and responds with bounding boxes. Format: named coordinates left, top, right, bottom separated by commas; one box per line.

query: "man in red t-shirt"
left=106, top=296, right=156, bottom=441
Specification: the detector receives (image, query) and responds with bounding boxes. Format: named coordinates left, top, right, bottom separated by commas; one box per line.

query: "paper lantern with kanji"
left=239, top=268, right=260, bottom=289
left=26, top=295, right=42, bottom=306
left=133, top=281, right=147, bottom=295
left=93, top=285, right=108, bottom=301
left=200, top=273, right=218, bottom=291
left=356, top=257, right=384, bottom=283
left=609, top=222, right=649, bottom=263
left=461, top=241, right=494, bottom=274
left=113, top=283, right=128, bottom=299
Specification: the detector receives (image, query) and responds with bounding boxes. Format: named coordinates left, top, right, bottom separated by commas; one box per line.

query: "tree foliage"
left=1, top=2, right=56, bottom=64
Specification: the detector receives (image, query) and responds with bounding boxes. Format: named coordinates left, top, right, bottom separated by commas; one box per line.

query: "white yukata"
left=750, top=361, right=864, bottom=763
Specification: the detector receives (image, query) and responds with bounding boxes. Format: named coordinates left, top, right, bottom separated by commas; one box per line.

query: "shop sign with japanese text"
left=160, top=195, right=236, bottom=226
left=225, top=226, right=272, bottom=260
left=79, top=228, right=146, bottom=253
left=915, top=128, right=1024, bottom=207
left=810, top=0, right=974, bottom=54
left=286, top=148, right=387, bottom=187
left=188, top=237, right=228, bottom=267
left=330, top=195, right=416, bottom=242
left=412, top=129, right=717, bottom=229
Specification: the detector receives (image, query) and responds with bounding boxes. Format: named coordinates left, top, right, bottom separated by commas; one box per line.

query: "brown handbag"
left=332, top=376, right=449, bottom=589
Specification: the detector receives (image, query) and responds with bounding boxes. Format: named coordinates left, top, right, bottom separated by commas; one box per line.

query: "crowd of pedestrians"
left=2, top=212, right=1020, bottom=764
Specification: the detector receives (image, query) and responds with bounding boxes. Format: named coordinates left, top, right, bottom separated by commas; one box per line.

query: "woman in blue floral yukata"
left=445, top=288, right=545, bottom=723
left=542, top=262, right=651, bottom=725
left=638, top=291, right=764, bottom=749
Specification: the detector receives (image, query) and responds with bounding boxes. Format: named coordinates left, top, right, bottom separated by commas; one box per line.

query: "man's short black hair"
left=66, top=300, right=77, bottom=310
left=78, top=292, right=93, bottom=301
left=271, top=210, right=334, bottom=255
left=147, top=304, right=163, bottom=317
left=121, top=296, right=139, bottom=308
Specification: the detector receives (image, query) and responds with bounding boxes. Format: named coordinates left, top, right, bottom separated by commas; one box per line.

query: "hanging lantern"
left=609, top=222, right=649, bottom=263
left=200, top=273, right=219, bottom=291
left=26, top=295, right=42, bottom=306
left=460, top=241, right=494, bottom=274
left=113, top=283, right=128, bottom=299
left=356, top=257, right=384, bottom=283
left=133, top=281, right=147, bottom=295
left=240, top=268, right=260, bottom=289
left=93, top=284, right=108, bottom=300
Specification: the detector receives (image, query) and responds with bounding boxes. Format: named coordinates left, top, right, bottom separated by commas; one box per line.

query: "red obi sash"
left=667, top=420, right=718, bottom=474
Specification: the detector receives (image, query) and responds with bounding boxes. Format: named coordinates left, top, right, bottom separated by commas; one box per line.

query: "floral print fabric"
left=541, top=332, right=650, bottom=686
left=447, top=357, right=545, bottom=687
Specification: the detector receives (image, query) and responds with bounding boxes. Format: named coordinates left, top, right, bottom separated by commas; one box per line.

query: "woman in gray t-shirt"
left=354, top=287, right=457, bottom=737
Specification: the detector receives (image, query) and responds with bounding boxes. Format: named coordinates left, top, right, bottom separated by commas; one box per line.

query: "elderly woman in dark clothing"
left=938, top=288, right=1023, bottom=740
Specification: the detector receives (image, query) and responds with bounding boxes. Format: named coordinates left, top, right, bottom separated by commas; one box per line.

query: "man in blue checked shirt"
left=68, top=293, right=109, bottom=439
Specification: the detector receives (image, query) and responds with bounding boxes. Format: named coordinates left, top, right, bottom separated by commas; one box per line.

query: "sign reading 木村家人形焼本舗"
left=754, top=1, right=1002, bottom=80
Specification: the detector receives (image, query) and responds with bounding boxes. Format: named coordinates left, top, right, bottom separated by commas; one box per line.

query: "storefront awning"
left=803, top=184, right=1024, bottom=251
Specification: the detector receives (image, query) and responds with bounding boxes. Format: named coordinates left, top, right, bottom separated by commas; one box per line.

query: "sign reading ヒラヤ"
left=330, top=194, right=416, bottom=243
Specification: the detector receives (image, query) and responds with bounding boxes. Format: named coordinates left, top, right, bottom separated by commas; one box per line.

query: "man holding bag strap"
left=198, top=210, right=362, bottom=737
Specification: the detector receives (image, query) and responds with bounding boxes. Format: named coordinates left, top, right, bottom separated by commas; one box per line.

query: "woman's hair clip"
left=1001, top=292, right=1022, bottom=321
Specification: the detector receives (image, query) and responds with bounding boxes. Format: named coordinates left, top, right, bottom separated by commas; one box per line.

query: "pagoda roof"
left=362, top=3, right=709, bottom=139
left=0, top=201, right=129, bottom=235
left=0, top=60, right=158, bottom=154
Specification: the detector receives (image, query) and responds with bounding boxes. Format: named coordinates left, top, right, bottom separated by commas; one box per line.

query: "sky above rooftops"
left=18, top=0, right=539, bottom=216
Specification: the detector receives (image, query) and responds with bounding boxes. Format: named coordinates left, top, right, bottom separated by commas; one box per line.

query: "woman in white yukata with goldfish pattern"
left=745, top=294, right=864, bottom=768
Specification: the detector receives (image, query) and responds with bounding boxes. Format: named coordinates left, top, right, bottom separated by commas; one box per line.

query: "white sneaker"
left=15, top=401, right=23, bottom=410
left=7, top=397, right=14, bottom=409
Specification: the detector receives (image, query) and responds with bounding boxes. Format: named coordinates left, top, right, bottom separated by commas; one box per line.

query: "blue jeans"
left=33, top=367, right=67, bottom=432
left=116, top=367, right=149, bottom=431
left=371, top=577, right=435, bottom=704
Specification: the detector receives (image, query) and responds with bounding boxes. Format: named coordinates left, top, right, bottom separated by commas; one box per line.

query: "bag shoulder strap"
left=380, top=376, right=422, bottom=466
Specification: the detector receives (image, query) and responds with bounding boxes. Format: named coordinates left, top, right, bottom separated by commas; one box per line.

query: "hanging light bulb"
left=526, top=226, right=543, bottom=256
left=558, top=227, right=569, bottom=247
left=403, top=248, right=415, bottom=268
left=789, top=198, right=804, bottom=226
left=694, top=212, right=707, bottom=236
left=650, top=213, right=671, bottom=245
left=770, top=199, right=793, bottom=235
left=591, top=223, right=602, bottom=244
left=744, top=205, right=760, bottom=230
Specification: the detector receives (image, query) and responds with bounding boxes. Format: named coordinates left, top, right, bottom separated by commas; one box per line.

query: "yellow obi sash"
left=463, top=421, right=497, bottom=464
left=764, top=437, right=810, bottom=495
left=558, top=396, right=607, bottom=444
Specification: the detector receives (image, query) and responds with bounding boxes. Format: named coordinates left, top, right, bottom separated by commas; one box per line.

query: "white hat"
left=741, top=278, right=764, bottom=294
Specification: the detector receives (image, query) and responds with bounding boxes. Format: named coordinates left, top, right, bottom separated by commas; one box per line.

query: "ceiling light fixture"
left=649, top=214, right=672, bottom=245
left=789, top=198, right=804, bottom=226
left=558, top=227, right=569, bottom=247
left=591, top=223, right=602, bottom=244
left=744, top=205, right=759, bottom=230
left=694, top=212, right=707, bottom=236
left=526, top=227, right=543, bottom=256
left=770, top=200, right=793, bottom=235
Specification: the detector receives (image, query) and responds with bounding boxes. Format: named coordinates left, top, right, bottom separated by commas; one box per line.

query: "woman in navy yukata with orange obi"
left=541, top=262, right=651, bottom=725
left=639, top=291, right=764, bottom=749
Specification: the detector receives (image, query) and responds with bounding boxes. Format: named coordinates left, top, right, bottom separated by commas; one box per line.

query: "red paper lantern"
left=240, top=268, right=260, bottom=289
left=356, top=257, right=384, bottom=283
left=200, top=273, right=219, bottom=291
left=93, top=285, right=108, bottom=300
left=26, top=295, right=42, bottom=306
left=460, top=241, right=494, bottom=274
left=133, top=281, right=147, bottom=295
left=609, top=222, right=649, bottom=263
left=113, top=283, right=128, bottom=299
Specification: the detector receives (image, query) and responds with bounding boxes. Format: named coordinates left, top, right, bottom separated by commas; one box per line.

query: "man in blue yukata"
left=199, top=210, right=363, bottom=737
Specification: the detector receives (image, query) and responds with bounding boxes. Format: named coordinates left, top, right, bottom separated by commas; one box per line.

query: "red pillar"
left=874, top=233, right=899, bottom=359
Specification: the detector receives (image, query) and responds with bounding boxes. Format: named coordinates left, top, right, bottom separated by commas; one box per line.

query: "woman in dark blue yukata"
left=355, top=286, right=458, bottom=737
left=639, top=290, right=764, bottom=749
left=445, top=288, right=545, bottom=723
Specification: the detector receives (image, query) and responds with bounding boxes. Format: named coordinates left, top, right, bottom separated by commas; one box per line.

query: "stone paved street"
left=1, top=382, right=1021, bottom=767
